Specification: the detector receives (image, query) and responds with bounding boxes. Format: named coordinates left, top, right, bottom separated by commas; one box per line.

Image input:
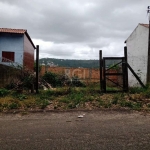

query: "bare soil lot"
left=0, top=110, right=150, bottom=150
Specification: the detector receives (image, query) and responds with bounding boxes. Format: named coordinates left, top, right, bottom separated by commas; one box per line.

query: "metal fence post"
left=99, top=50, right=103, bottom=92
left=36, top=45, right=39, bottom=94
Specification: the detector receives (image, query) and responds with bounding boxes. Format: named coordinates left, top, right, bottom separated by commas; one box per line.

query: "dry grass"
left=0, top=86, right=150, bottom=112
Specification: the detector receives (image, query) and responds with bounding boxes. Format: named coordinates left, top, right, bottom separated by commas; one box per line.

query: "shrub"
left=5, top=67, right=35, bottom=91
left=0, top=89, right=9, bottom=97
left=17, top=94, right=27, bottom=101
left=36, top=99, right=49, bottom=109
left=142, top=89, right=150, bottom=98
left=42, top=72, right=60, bottom=87
left=9, top=102, right=19, bottom=109
left=112, top=93, right=124, bottom=105
left=70, top=76, right=86, bottom=87
left=42, top=72, right=86, bottom=88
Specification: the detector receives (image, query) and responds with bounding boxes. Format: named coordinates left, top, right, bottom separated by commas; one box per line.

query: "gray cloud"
left=0, top=0, right=150, bottom=59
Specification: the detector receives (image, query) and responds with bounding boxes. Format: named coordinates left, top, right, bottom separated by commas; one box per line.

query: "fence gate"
left=99, top=47, right=128, bottom=92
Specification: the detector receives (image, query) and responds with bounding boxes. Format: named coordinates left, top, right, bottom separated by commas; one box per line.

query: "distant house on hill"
left=125, top=23, right=149, bottom=86
left=0, top=28, right=35, bottom=70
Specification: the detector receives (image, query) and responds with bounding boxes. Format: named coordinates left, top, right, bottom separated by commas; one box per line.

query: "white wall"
left=126, top=24, right=148, bottom=86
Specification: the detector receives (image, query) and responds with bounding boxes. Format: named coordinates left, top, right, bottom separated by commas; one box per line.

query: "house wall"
left=126, top=25, right=148, bottom=86
left=0, top=33, right=24, bottom=66
left=23, top=34, right=35, bottom=70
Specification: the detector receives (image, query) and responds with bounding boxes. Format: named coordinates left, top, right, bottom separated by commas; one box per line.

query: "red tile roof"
left=0, top=28, right=27, bottom=34
left=0, top=28, right=35, bottom=49
left=140, top=24, right=149, bottom=28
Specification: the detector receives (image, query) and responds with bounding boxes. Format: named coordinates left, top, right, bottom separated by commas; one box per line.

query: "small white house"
left=125, top=23, right=149, bottom=87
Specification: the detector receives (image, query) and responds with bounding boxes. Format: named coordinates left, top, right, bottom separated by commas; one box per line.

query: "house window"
left=2, top=51, right=15, bottom=62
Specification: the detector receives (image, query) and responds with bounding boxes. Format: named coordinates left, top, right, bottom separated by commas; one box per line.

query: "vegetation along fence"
left=40, top=65, right=119, bottom=85
left=0, top=64, right=19, bottom=88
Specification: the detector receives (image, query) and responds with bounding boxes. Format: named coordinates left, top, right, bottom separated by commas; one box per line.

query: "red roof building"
left=0, top=28, right=35, bottom=70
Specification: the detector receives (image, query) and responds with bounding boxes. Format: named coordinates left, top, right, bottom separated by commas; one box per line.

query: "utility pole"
left=147, top=6, right=150, bottom=83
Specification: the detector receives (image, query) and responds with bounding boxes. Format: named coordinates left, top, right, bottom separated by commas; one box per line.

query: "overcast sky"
left=0, top=0, right=150, bottom=59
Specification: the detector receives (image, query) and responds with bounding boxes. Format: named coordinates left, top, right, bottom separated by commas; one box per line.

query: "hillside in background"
left=39, top=58, right=119, bottom=68
left=39, top=58, right=99, bottom=68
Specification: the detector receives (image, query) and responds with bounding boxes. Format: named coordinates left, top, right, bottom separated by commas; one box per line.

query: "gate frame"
left=99, top=47, right=128, bottom=92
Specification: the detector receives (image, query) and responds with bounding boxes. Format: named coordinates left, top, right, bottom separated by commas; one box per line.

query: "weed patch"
left=0, top=85, right=150, bottom=111
left=0, top=89, right=9, bottom=97
left=36, top=99, right=49, bottom=109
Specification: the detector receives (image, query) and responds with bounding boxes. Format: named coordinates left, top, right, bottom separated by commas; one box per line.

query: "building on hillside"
left=0, top=28, right=35, bottom=70
left=125, top=23, right=149, bottom=86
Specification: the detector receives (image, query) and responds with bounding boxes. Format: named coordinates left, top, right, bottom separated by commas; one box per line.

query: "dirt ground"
left=0, top=110, right=150, bottom=150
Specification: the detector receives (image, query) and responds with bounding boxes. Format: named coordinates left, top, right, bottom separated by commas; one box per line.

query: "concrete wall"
left=0, top=33, right=24, bottom=66
left=126, top=24, right=148, bottom=86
